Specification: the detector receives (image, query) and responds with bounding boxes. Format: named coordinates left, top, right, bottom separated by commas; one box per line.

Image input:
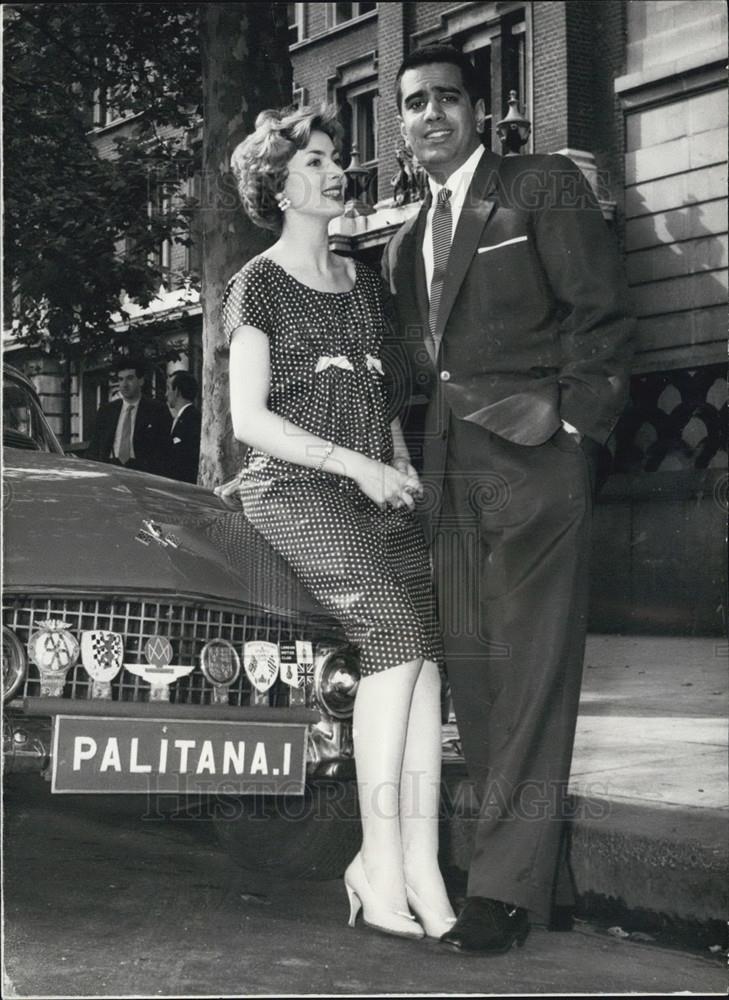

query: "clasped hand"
left=354, top=456, right=423, bottom=510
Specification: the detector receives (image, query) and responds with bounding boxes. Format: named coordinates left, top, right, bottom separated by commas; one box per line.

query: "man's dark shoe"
left=440, top=897, right=530, bottom=955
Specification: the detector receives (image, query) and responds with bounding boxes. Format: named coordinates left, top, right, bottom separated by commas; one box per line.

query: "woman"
left=223, top=105, right=455, bottom=941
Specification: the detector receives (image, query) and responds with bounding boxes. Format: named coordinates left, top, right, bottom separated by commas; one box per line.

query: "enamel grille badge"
left=124, top=635, right=194, bottom=701
left=200, top=639, right=241, bottom=705
left=28, top=619, right=80, bottom=697
left=80, top=630, right=123, bottom=700
left=279, top=642, right=299, bottom=688
left=243, top=640, right=280, bottom=701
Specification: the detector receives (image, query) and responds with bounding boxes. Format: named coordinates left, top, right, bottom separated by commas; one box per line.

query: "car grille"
left=3, top=595, right=343, bottom=708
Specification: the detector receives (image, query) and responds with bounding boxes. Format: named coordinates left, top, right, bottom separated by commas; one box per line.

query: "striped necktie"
left=117, top=405, right=133, bottom=465
left=428, top=186, right=452, bottom=362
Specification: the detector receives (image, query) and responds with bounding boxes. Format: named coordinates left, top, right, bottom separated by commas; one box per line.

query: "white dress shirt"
left=113, top=400, right=139, bottom=460
left=423, top=144, right=486, bottom=296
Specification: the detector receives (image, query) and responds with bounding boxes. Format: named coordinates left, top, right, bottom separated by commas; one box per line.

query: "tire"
left=212, top=780, right=361, bottom=881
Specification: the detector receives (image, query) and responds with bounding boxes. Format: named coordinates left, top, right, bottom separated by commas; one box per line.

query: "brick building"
left=4, top=1, right=727, bottom=635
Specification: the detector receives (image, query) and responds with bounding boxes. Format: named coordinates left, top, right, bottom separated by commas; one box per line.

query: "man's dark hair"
left=395, top=44, right=481, bottom=111
left=170, top=370, right=198, bottom=403
left=112, top=357, right=145, bottom=379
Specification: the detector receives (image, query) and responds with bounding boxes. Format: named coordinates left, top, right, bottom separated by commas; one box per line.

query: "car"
left=2, top=362, right=370, bottom=878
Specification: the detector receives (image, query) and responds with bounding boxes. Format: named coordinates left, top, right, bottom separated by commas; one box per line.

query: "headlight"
left=313, top=646, right=360, bottom=720
left=2, top=627, right=27, bottom=702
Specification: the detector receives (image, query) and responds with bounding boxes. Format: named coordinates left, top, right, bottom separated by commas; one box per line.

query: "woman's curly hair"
left=230, top=104, right=344, bottom=233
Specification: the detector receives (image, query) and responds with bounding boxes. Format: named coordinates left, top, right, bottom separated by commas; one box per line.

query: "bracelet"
left=314, top=440, right=335, bottom=473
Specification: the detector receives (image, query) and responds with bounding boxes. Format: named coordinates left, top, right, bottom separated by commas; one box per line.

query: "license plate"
left=51, top=715, right=307, bottom=795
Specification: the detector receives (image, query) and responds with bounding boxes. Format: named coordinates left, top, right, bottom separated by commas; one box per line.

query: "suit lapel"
left=434, top=151, right=501, bottom=347
left=106, top=399, right=122, bottom=456
left=413, top=193, right=430, bottom=331
left=393, top=195, right=431, bottom=334
left=175, top=406, right=194, bottom=436
left=133, top=397, right=149, bottom=448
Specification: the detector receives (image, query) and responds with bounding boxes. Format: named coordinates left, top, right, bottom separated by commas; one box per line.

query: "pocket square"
left=173, top=437, right=182, bottom=445
left=477, top=236, right=528, bottom=254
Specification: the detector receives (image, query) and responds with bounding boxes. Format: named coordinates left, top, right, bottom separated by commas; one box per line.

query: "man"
left=88, top=360, right=171, bottom=476
left=382, top=44, right=634, bottom=954
left=165, top=369, right=201, bottom=484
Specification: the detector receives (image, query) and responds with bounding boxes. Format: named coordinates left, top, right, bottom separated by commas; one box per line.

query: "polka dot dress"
left=222, top=255, right=443, bottom=675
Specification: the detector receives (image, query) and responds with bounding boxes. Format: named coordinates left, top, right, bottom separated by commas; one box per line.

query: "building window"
left=461, top=11, right=529, bottom=152
left=505, top=22, right=527, bottom=117
left=92, top=82, right=124, bottom=129
left=81, top=368, right=108, bottom=443
left=3, top=279, right=21, bottom=326
left=147, top=187, right=171, bottom=281
left=88, top=55, right=128, bottom=129
left=338, top=86, right=378, bottom=205
left=467, top=44, right=493, bottom=142
left=329, top=2, right=376, bottom=28
left=287, top=3, right=304, bottom=45
left=292, top=83, right=309, bottom=107
left=184, top=173, right=203, bottom=285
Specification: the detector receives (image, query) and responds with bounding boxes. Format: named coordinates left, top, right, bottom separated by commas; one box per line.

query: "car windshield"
left=3, top=376, right=63, bottom=453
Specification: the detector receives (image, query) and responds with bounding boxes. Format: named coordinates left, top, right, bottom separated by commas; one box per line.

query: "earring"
left=278, top=196, right=291, bottom=211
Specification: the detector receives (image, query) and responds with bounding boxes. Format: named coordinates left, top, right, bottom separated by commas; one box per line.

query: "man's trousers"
left=429, top=415, right=597, bottom=922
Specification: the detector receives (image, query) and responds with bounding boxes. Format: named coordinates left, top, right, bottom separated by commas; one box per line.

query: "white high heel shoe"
left=406, top=885, right=457, bottom=939
left=344, top=853, right=424, bottom=940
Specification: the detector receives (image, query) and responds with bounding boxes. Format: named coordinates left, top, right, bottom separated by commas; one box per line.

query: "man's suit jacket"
left=168, top=404, right=201, bottom=484
left=88, top=396, right=172, bottom=476
left=381, top=150, right=635, bottom=448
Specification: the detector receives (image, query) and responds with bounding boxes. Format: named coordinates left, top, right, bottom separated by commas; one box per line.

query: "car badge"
left=124, top=635, right=194, bottom=701
left=296, top=640, right=314, bottom=675
left=80, top=630, right=123, bottom=699
left=279, top=642, right=299, bottom=688
left=28, top=620, right=80, bottom=697
left=243, top=640, right=280, bottom=703
left=145, top=635, right=173, bottom=668
left=135, top=519, right=181, bottom=549
left=200, top=639, right=241, bottom=705
left=279, top=640, right=314, bottom=707
left=296, top=641, right=318, bottom=692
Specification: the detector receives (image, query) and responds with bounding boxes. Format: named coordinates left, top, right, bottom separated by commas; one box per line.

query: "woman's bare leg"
left=352, top=658, right=422, bottom=911
left=400, top=659, right=455, bottom=920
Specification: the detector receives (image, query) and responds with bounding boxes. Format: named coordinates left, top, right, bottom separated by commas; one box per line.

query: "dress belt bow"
left=314, top=354, right=384, bottom=375
left=315, top=355, right=354, bottom=374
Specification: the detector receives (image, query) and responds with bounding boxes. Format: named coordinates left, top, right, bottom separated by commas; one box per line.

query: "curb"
left=569, top=796, right=728, bottom=925
left=440, top=779, right=728, bottom=926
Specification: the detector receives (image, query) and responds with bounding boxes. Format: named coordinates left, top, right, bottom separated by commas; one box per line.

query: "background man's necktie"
left=428, top=186, right=452, bottom=361
left=117, top=405, right=133, bottom=465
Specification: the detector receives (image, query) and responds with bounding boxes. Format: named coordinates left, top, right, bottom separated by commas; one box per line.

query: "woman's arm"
left=389, top=417, right=422, bottom=494
left=229, top=325, right=416, bottom=509
left=390, top=416, right=412, bottom=466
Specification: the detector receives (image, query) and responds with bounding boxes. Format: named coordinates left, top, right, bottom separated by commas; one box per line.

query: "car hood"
left=3, top=449, right=332, bottom=622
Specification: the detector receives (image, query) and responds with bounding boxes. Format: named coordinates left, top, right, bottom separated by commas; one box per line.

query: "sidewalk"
left=443, top=634, right=728, bottom=928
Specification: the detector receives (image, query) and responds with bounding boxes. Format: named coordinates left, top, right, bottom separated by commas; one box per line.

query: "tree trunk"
left=198, top=2, right=292, bottom=488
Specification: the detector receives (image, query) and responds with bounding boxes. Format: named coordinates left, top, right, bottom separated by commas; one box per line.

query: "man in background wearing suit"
left=165, top=370, right=201, bottom=484
left=383, top=45, right=634, bottom=954
left=88, top=359, right=171, bottom=476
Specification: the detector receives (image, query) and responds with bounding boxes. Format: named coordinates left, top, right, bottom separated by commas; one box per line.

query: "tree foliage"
left=5, top=2, right=294, bottom=484
left=4, top=3, right=202, bottom=359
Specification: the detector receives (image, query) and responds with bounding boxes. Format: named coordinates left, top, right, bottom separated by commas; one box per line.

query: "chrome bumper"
left=3, top=714, right=51, bottom=774
left=3, top=706, right=356, bottom=782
